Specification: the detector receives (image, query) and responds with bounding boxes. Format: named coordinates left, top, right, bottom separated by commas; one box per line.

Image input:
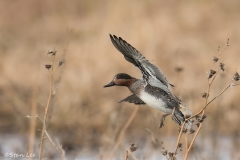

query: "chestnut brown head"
left=104, top=73, right=134, bottom=88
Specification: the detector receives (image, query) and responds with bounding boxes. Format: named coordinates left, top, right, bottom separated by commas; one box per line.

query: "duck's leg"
left=171, top=107, right=176, bottom=117
left=171, top=107, right=181, bottom=125
left=159, top=113, right=170, bottom=128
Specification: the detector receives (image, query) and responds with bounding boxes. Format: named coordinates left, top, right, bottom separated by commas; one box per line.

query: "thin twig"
left=184, top=80, right=234, bottom=159
left=127, top=150, right=138, bottom=160
left=186, top=82, right=231, bottom=121
left=175, top=39, right=230, bottom=160
left=45, top=131, right=66, bottom=160
left=174, top=121, right=185, bottom=155
left=28, top=82, right=38, bottom=160
left=184, top=124, right=202, bottom=160
left=38, top=57, right=54, bottom=160
left=231, top=83, right=240, bottom=86
left=125, top=150, right=128, bottom=160
left=108, top=106, right=139, bottom=160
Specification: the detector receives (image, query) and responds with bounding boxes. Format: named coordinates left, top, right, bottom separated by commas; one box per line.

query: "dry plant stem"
left=186, top=82, right=231, bottom=121
left=174, top=71, right=219, bottom=155
left=174, top=41, right=230, bottom=159
left=203, top=69, right=220, bottom=116
left=174, top=81, right=232, bottom=157
left=28, top=83, right=38, bottom=160
left=184, top=124, right=202, bottom=160
left=38, top=59, right=54, bottom=160
left=231, top=83, right=240, bottom=86
left=183, top=81, right=233, bottom=159
left=174, top=121, right=186, bottom=154
left=125, top=150, right=128, bottom=160
left=128, top=151, right=138, bottom=160
left=45, top=131, right=66, bottom=160
left=108, top=106, right=139, bottom=160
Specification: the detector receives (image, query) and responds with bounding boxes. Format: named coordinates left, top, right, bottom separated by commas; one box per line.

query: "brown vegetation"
left=1, top=0, right=240, bottom=159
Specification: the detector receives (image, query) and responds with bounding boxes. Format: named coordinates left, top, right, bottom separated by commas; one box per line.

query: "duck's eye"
left=116, top=76, right=120, bottom=79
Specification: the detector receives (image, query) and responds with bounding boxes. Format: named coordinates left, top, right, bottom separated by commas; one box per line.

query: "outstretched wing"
left=109, top=34, right=173, bottom=88
left=119, top=94, right=146, bottom=105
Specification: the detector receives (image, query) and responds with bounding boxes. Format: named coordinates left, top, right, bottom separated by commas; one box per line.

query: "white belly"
left=139, top=92, right=172, bottom=114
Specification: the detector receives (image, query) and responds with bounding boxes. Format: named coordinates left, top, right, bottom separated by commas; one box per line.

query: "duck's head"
left=104, top=73, right=135, bottom=88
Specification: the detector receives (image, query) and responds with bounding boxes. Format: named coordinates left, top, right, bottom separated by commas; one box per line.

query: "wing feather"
left=110, top=34, right=172, bottom=88
left=119, top=94, right=146, bottom=105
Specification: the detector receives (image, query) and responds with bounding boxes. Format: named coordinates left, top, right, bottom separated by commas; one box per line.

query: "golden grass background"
left=0, top=0, right=240, bottom=159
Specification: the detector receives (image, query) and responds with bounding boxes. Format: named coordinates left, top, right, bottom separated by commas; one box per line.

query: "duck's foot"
left=159, top=114, right=170, bottom=128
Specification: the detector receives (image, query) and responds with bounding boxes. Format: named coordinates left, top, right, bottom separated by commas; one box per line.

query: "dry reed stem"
left=174, top=63, right=219, bottom=157
left=174, top=41, right=232, bottom=159
left=182, top=43, right=229, bottom=158
left=184, top=123, right=202, bottom=160
left=127, top=150, right=138, bottom=160
left=108, top=106, right=139, bottom=160
left=187, top=82, right=231, bottom=121
left=174, top=121, right=186, bottom=154
left=45, top=130, right=66, bottom=160
left=202, top=69, right=219, bottom=115
left=231, top=83, right=240, bottom=86
left=125, top=150, right=128, bottom=160
left=38, top=55, right=54, bottom=160
left=182, top=82, right=232, bottom=159
left=28, top=83, right=38, bottom=160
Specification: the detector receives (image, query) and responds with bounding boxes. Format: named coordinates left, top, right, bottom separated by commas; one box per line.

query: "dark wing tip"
left=109, top=34, right=114, bottom=40
left=109, top=34, right=126, bottom=45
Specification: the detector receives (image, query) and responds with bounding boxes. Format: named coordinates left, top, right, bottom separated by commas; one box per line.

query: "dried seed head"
left=130, top=143, right=137, bottom=152
left=161, top=149, right=168, bottom=156
left=227, top=38, right=230, bottom=46
left=45, top=64, right=52, bottom=69
left=195, top=122, right=200, bottom=128
left=213, top=56, right=219, bottom=63
left=211, top=69, right=216, bottom=74
left=189, top=128, right=195, bottom=134
left=195, top=115, right=200, bottom=120
left=218, top=46, right=220, bottom=53
left=234, top=72, right=240, bottom=81
left=208, top=69, right=216, bottom=79
left=168, top=152, right=174, bottom=157
left=183, top=128, right=188, bottom=133
left=202, top=114, right=207, bottom=120
left=175, top=66, right=183, bottom=72
left=220, top=62, right=225, bottom=71
left=202, top=92, right=209, bottom=99
left=198, top=119, right=204, bottom=123
left=47, top=50, right=57, bottom=55
left=178, top=143, right=182, bottom=148
left=58, top=61, right=64, bottom=67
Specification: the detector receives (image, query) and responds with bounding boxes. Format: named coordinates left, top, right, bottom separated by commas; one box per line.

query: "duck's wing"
left=110, top=34, right=173, bottom=88
left=119, top=94, right=146, bottom=105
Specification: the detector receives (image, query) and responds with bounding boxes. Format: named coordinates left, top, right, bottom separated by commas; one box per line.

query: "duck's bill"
left=103, top=81, right=116, bottom=88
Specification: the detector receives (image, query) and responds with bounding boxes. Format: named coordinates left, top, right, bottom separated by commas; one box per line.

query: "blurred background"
left=0, top=0, right=240, bottom=159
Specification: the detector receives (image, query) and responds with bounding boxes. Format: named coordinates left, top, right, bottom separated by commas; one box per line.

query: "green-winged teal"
left=104, top=34, right=192, bottom=129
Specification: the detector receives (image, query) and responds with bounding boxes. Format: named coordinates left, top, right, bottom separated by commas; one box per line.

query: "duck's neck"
left=121, top=78, right=136, bottom=87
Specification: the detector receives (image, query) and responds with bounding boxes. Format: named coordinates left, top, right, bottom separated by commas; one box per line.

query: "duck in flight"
left=104, top=34, right=192, bottom=129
